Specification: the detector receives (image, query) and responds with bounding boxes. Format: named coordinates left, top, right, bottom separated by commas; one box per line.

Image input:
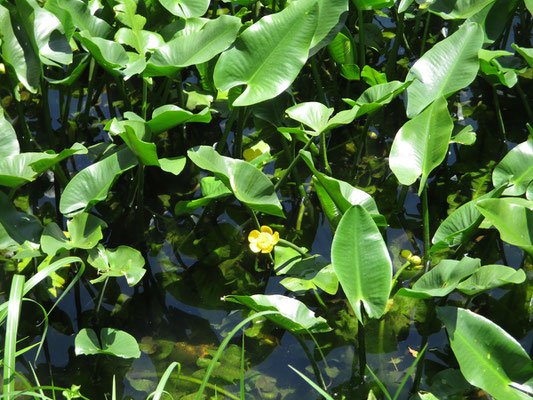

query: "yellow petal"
left=261, top=244, right=274, bottom=253
left=272, top=231, right=279, bottom=244
left=249, top=242, right=261, bottom=253
left=248, top=230, right=260, bottom=241
left=261, top=225, right=273, bottom=235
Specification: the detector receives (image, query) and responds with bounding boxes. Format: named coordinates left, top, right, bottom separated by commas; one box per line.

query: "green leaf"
left=114, top=0, right=146, bottom=31
left=361, top=65, right=387, bottom=86
left=431, top=186, right=505, bottom=250
left=115, top=28, right=164, bottom=55
left=75, top=31, right=129, bottom=76
left=75, top=328, right=141, bottom=358
left=331, top=205, right=392, bottom=322
left=457, top=265, right=526, bottom=296
left=187, top=146, right=284, bottom=217
left=0, top=4, right=40, bottom=93
left=476, top=198, right=533, bottom=256
left=352, top=0, right=394, bottom=10
left=224, top=294, right=331, bottom=334
left=437, top=306, right=533, bottom=400
left=174, top=176, right=232, bottom=215
left=45, top=53, right=90, bottom=85
left=513, top=44, right=533, bottom=68
left=428, top=0, right=496, bottom=20
left=328, top=31, right=355, bottom=65
left=158, top=0, right=210, bottom=18
left=397, top=257, right=481, bottom=299
left=15, top=0, right=72, bottom=66
left=147, top=105, right=211, bottom=134
left=300, top=150, right=384, bottom=228
left=29, top=143, right=88, bottom=175
left=389, top=96, right=453, bottom=195
left=59, top=146, right=138, bottom=216
left=406, top=21, right=484, bottom=118
left=280, top=264, right=339, bottom=295
left=493, top=138, right=533, bottom=196
left=285, top=102, right=334, bottom=134
left=88, top=244, right=146, bottom=286
left=214, top=0, right=317, bottom=106
left=145, top=15, right=241, bottom=75
left=0, top=152, right=72, bottom=188
left=0, top=191, right=41, bottom=251
left=56, top=0, right=112, bottom=38
left=0, top=109, right=19, bottom=157
left=40, top=213, right=107, bottom=256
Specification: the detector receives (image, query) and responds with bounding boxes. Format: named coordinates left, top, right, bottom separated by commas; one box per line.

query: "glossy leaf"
left=145, top=15, right=241, bottom=75
left=438, top=306, right=533, bottom=400
left=29, top=143, right=88, bottom=175
left=428, top=0, right=496, bottom=20
left=75, top=31, right=128, bottom=76
left=224, top=294, right=331, bottom=334
left=397, top=257, right=481, bottom=299
left=513, top=44, right=533, bottom=68
left=0, top=109, right=19, bottom=157
left=114, top=0, right=145, bottom=31
left=75, top=328, right=140, bottom=358
left=59, top=146, right=138, bottom=216
left=88, top=244, right=146, bottom=286
left=389, top=97, right=453, bottom=195
left=15, top=0, right=72, bottom=66
left=406, top=22, right=483, bottom=118
left=300, top=150, right=384, bottom=228
left=280, top=264, right=339, bottom=295
left=331, top=205, right=392, bottom=322
left=285, top=102, right=334, bottom=134
left=40, top=213, right=107, bottom=256
left=493, top=138, right=533, bottom=196
left=431, top=186, right=505, bottom=250
left=147, top=105, right=211, bottom=134
left=0, top=4, right=40, bottom=93
left=476, top=198, right=533, bottom=255
left=174, top=177, right=232, bottom=215
left=352, top=0, right=394, bottom=10
left=55, top=0, right=112, bottom=38
left=187, top=146, right=284, bottom=217
left=457, top=265, right=526, bottom=296
left=158, top=0, right=210, bottom=18
left=0, top=192, right=41, bottom=251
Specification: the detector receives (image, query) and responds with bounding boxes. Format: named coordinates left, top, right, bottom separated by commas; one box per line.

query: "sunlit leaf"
left=438, top=306, right=533, bottom=400
left=75, top=328, right=140, bottom=358
left=88, top=244, right=146, bottom=286
left=158, top=0, right=210, bottom=18
left=406, top=21, right=483, bottom=118
left=457, top=265, right=526, bottom=296
left=493, top=138, right=533, bottom=196
left=389, top=97, right=453, bottom=195
left=331, top=205, right=392, bottom=322
left=0, top=192, right=41, bottom=251
left=188, top=146, right=284, bottom=217
left=428, top=0, right=496, bottom=20
left=0, top=108, right=19, bottom=157
left=75, top=31, right=129, bottom=76
left=225, top=294, right=331, bottom=334
left=147, top=105, right=211, bottom=134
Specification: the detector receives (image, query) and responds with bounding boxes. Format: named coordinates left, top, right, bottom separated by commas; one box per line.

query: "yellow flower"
left=400, top=249, right=422, bottom=266
left=243, top=147, right=262, bottom=162
left=248, top=226, right=279, bottom=254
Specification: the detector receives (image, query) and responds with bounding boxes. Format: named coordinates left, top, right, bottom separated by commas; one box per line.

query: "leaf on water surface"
left=187, top=146, right=284, bottom=217
left=397, top=257, right=481, bottom=299
left=224, top=294, right=331, bottom=334
left=88, top=244, right=146, bottom=286
left=75, top=328, right=140, bottom=358
left=331, top=205, right=392, bottom=323
left=389, top=96, right=453, bottom=195
left=406, top=21, right=484, bottom=118
left=438, top=306, right=533, bottom=400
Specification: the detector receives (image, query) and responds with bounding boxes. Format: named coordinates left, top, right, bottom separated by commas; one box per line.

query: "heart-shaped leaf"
left=75, top=328, right=140, bottom=358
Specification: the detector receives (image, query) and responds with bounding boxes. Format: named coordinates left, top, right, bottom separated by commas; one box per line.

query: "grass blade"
left=288, top=365, right=334, bottom=400
left=151, top=361, right=180, bottom=400
left=3, top=274, right=25, bottom=399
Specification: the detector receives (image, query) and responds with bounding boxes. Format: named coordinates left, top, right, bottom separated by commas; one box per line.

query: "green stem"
left=492, top=86, right=507, bottom=142
left=277, top=238, right=307, bottom=256
left=320, top=131, right=332, bottom=175
left=516, top=81, right=533, bottom=122
left=422, top=186, right=431, bottom=271
left=95, top=277, right=109, bottom=315
left=357, top=305, right=366, bottom=385
left=178, top=376, right=240, bottom=400
left=274, top=138, right=315, bottom=191
left=114, top=75, right=132, bottom=111
left=216, top=110, right=237, bottom=154
left=136, top=163, right=145, bottom=244
left=141, top=77, right=148, bottom=120
left=420, top=12, right=431, bottom=57
left=396, top=185, right=408, bottom=213
left=294, top=334, right=327, bottom=391
left=210, top=0, right=219, bottom=17
left=386, top=9, right=405, bottom=78
left=357, top=6, right=366, bottom=69
left=310, top=56, right=327, bottom=104
left=83, top=58, right=97, bottom=123
left=40, top=75, right=55, bottom=149
left=391, top=262, right=411, bottom=290
left=14, top=97, right=33, bottom=151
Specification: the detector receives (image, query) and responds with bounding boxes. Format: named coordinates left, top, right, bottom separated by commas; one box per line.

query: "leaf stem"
left=422, top=185, right=431, bottom=272
left=216, top=110, right=237, bottom=154
left=516, top=81, right=533, bottom=122
left=357, top=304, right=366, bottom=385
left=141, top=77, right=148, bottom=120
left=294, top=334, right=327, bottom=391
left=357, top=6, right=366, bottom=69
left=492, top=86, right=507, bottom=143
left=277, top=238, right=307, bottom=256
left=274, top=138, right=315, bottom=191
left=420, top=11, right=431, bottom=57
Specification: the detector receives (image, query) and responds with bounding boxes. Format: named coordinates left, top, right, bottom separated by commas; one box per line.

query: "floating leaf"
left=188, top=146, right=284, bottom=217
left=75, top=328, right=140, bottom=358
left=88, top=244, right=146, bottom=286
left=224, top=294, right=331, bottom=334
left=406, top=22, right=483, bottom=118
left=437, top=306, right=533, bottom=400
left=331, top=205, right=392, bottom=322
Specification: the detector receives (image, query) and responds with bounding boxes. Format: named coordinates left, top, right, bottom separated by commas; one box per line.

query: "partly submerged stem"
left=141, top=77, right=148, bottom=120
left=274, top=138, right=315, bottom=191
left=357, top=306, right=366, bottom=385
left=294, top=334, right=327, bottom=392
left=422, top=186, right=431, bottom=272
left=492, top=86, right=507, bottom=143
